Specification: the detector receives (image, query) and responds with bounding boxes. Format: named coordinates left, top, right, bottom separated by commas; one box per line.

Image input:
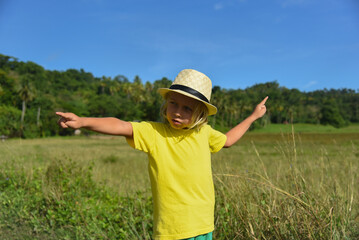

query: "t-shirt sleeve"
left=126, top=121, right=155, bottom=153
left=207, top=125, right=227, bottom=153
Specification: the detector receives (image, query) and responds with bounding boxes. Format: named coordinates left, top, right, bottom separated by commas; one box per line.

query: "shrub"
left=0, top=105, right=21, bottom=137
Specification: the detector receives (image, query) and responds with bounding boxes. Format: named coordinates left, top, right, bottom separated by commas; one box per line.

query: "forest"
left=0, top=53, right=358, bottom=138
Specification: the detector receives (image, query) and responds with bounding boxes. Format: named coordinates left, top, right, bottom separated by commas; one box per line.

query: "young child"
left=56, top=69, right=268, bottom=240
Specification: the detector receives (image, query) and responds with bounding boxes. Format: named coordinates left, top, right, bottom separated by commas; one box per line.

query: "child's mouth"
left=172, top=119, right=182, bottom=125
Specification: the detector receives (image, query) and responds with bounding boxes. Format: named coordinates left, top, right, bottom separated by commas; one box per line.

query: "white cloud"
left=214, top=3, right=224, bottom=10
left=304, top=80, right=318, bottom=89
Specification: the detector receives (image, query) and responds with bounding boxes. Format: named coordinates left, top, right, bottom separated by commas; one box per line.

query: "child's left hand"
left=251, top=96, right=268, bottom=120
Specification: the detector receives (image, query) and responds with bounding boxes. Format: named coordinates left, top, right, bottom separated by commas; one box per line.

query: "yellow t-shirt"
left=126, top=122, right=227, bottom=240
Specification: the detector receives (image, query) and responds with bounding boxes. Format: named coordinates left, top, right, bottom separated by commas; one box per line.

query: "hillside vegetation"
left=1, top=53, right=358, bottom=138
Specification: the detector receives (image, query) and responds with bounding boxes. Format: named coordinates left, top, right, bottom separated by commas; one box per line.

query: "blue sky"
left=1, top=0, right=358, bottom=91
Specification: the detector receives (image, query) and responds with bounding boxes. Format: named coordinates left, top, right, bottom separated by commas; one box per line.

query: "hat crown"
left=172, top=69, right=212, bottom=102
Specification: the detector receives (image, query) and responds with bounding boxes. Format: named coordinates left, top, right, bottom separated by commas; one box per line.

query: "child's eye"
left=184, top=106, right=192, bottom=112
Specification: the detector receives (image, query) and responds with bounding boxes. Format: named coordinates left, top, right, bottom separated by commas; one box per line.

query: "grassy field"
left=0, top=124, right=358, bottom=239
left=252, top=123, right=359, bottom=133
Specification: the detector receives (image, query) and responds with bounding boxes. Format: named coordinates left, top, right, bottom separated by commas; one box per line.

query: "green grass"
left=0, top=136, right=150, bottom=195
left=252, top=123, right=359, bottom=133
left=1, top=129, right=358, bottom=239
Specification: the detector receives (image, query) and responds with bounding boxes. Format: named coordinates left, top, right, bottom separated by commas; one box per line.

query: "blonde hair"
left=160, top=93, right=209, bottom=130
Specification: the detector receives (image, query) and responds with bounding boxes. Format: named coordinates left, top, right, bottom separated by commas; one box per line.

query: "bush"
left=0, top=105, right=21, bottom=137
left=320, top=100, right=348, bottom=128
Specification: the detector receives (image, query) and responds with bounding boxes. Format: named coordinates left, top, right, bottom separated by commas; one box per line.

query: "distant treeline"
left=0, top=53, right=358, bottom=138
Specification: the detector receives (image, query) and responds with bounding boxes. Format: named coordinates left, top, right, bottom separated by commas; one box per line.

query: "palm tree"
left=132, top=76, right=145, bottom=103
left=16, top=74, right=35, bottom=135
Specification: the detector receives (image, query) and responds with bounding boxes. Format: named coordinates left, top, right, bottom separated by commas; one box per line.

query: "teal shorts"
left=182, top=232, right=213, bottom=240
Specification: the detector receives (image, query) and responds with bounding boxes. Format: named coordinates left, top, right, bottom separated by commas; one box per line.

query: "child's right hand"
left=251, top=96, right=268, bottom=120
left=56, top=112, right=83, bottom=129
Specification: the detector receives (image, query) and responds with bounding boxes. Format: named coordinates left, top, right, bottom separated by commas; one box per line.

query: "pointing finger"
left=56, top=112, right=66, bottom=118
left=56, top=112, right=74, bottom=120
left=260, top=96, right=269, bottom=105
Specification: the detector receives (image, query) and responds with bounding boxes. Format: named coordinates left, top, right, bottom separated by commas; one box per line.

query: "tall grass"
left=0, top=130, right=358, bottom=239
left=212, top=128, right=359, bottom=239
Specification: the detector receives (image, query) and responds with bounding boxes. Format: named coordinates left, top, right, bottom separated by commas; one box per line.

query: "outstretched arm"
left=224, top=96, right=268, bottom=148
left=56, top=112, right=133, bottom=137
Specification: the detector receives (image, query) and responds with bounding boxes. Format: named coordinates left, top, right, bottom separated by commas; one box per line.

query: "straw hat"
left=158, top=69, right=217, bottom=115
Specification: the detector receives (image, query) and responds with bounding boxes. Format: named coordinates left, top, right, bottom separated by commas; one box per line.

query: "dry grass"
left=211, top=130, right=359, bottom=239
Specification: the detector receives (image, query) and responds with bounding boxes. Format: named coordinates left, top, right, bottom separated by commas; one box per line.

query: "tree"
left=16, top=74, right=36, bottom=135
left=320, top=99, right=347, bottom=128
left=0, top=54, right=18, bottom=70
left=0, top=105, right=21, bottom=137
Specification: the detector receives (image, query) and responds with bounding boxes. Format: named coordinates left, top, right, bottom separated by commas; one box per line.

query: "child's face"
left=166, top=92, right=198, bottom=129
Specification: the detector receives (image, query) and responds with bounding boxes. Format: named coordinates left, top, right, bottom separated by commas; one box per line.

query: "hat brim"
left=158, top=88, right=217, bottom=116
